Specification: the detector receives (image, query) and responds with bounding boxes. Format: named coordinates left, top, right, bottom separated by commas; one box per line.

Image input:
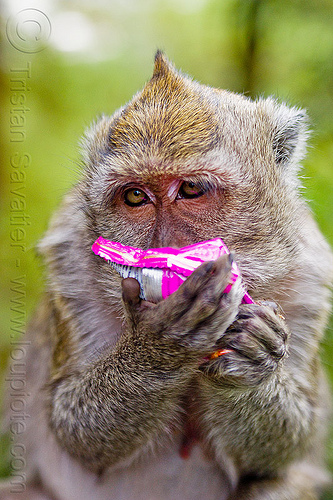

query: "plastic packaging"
left=92, top=237, right=253, bottom=304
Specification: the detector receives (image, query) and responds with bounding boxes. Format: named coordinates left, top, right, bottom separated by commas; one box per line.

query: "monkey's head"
left=42, top=52, right=310, bottom=304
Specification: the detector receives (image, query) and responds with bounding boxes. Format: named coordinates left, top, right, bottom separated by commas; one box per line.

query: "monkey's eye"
left=178, top=181, right=206, bottom=199
left=123, top=188, right=149, bottom=207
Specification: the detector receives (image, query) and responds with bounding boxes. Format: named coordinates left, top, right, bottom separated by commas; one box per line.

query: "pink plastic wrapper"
left=92, top=237, right=253, bottom=304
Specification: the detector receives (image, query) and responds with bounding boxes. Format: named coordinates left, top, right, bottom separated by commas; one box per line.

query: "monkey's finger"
left=248, top=307, right=289, bottom=352
left=187, top=280, right=245, bottom=348
left=200, top=349, right=277, bottom=387
left=142, top=255, right=234, bottom=341
left=238, top=303, right=285, bottom=324
left=184, top=254, right=233, bottom=307
left=229, top=304, right=289, bottom=357
left=151, top=260, right=217, bottom=324
left=222, top=317, right=287, bottom=362
left=182, top=255, right=235, bottom=323
left=122, top=277, right=156, bottom=324
left=122, top=277, right=141, bottom=306
left=143, top=260, right=220, bottom=335
left=167, top=255, right=235, bottom=335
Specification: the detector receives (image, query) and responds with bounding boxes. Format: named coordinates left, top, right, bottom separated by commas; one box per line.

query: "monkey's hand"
left=200, top=303, right=289, bottom=387
left=122, top=254, right=244, bottom=364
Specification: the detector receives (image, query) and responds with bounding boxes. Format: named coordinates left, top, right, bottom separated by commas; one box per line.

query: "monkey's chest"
left=179, top=419, right=200, bottom=459
left=101, top=443, right=231, bottom=500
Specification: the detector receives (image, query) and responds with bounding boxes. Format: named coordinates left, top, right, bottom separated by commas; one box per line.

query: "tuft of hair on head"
left=152, top=50, right=176, bottom=78
left=151, top=50, right=187, bottom=87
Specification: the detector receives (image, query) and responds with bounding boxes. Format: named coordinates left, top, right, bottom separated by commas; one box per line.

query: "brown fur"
left=1, top=52, right=332, bottom=500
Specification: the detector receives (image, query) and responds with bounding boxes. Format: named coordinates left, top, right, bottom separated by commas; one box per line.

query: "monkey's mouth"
left=92, top=237, right=253, bottom=304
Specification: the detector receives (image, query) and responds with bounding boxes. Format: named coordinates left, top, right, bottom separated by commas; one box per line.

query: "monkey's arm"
left=48, top=333, right=189, bottom=472
left=198, top=304, right=322, bottom=476
left=47, top=256, right=243, bottom=472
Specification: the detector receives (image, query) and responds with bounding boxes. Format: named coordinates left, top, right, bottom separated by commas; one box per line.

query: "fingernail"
left=261, top=300, right=277, bottom=310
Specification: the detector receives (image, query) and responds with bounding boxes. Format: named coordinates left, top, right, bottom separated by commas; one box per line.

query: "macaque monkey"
left=1, top=52, right=332, bottom=500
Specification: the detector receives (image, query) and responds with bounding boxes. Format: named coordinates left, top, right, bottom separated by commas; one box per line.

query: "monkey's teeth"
left=111, top=263, right=164, bottom=303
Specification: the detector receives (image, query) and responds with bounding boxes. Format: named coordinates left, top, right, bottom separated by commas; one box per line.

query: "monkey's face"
left=94, top=168, right=232, bottom=250
left=82, top=54, right=307, bottom=299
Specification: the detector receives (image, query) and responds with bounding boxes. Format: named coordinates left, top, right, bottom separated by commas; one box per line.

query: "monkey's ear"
left=265, top=98, right=310, bottom=173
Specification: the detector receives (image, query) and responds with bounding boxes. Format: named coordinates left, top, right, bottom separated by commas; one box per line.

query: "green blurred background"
left=1, top=0, right=333, bottom=496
